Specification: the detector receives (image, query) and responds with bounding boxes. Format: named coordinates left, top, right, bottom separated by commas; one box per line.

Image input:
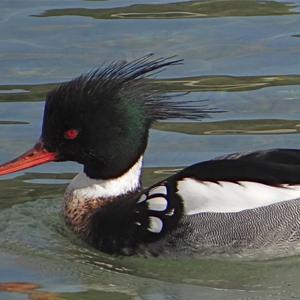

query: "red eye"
left=64, top=129, right=79, bottom=140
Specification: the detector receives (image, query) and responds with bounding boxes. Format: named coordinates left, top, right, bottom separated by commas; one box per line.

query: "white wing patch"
left=177, top=178, right=300, bottom=215
left=148, top=185, right=167, bottom=196
left=148, top=216, right=163, bottom=233
left=137, top=184, right=169, bottom=211
left=136, top=185, right=168, bottom=234
left=137, top=193, right=147, bottom=203
left=147, top=197, right=168, bottom=211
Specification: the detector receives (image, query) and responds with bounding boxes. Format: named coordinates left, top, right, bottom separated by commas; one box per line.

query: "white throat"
left=66, top=156, right=143, bottom=199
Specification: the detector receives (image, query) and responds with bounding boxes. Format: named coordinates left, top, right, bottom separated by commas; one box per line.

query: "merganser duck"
left=1, top=55, right=300, bottom=256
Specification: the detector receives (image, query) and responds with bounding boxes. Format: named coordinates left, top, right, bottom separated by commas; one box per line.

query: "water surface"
left=1, top=0, right=300, bottom=299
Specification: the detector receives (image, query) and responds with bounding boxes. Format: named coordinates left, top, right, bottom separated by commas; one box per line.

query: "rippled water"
left=1, top=1, right=300, bottom=299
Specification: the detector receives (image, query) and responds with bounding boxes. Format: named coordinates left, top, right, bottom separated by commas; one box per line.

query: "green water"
left=1, top=0, right=300, bottom=299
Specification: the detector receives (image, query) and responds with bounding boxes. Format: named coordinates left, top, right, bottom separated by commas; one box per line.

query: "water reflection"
left=2, top=75, right=300, bottom=102
left=0, top=83, right=56, bottom=102
left=0, top=120, right=29, bottom=125
left=154, top=119, right=300, bottom=135
left=0, top=281, right=132, bottom=300
left=36, top=0, right=298, bottom=20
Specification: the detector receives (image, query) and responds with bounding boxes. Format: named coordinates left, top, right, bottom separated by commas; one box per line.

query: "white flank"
left=148, top=216, right=163, bottom=233
left=177, top=178, right=300, bottom=215
left=66, top=156, right=143, bottom=199
left=147, top=196, right=168, bottom=211
left=148, top=185, right=167, bottom=196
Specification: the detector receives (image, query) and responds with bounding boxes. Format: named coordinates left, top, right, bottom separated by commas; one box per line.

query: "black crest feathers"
left=46, top=54, right=213, bottom=124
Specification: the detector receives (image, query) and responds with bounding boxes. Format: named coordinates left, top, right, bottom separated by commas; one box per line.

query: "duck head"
left=0, top=55, right=210, bottom=180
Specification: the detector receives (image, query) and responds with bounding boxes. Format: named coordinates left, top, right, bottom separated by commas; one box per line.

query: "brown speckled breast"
left=63, top=190, right=114, bottom=240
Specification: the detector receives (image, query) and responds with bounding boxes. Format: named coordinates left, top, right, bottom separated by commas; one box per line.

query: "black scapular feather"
left=49, top=54, right=216, bottom=123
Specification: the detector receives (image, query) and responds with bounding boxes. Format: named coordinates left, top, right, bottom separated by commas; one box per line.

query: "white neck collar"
left=66, top=156, right=143, bottom=199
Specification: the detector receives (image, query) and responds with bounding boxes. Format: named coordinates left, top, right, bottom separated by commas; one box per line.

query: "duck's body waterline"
left=65, top=157, right=300, bottom=255
left=1, top=55, right=300, bottom=256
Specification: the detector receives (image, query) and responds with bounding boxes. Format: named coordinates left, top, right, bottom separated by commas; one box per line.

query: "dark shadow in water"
left=154, top=119, right=300, bottom=135
left=35, top=0, right=297, bottom=19
left=2, top=75, right=300, bottom=102
left=0, top=120, right=29, bottom=125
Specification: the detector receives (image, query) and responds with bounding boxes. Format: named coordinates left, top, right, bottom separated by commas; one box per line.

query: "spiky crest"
left=46, top=54, right=213, bottom=124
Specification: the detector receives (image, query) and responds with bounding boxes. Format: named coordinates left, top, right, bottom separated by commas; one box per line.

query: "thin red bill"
left=0, top=142, right=58, bottom=176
